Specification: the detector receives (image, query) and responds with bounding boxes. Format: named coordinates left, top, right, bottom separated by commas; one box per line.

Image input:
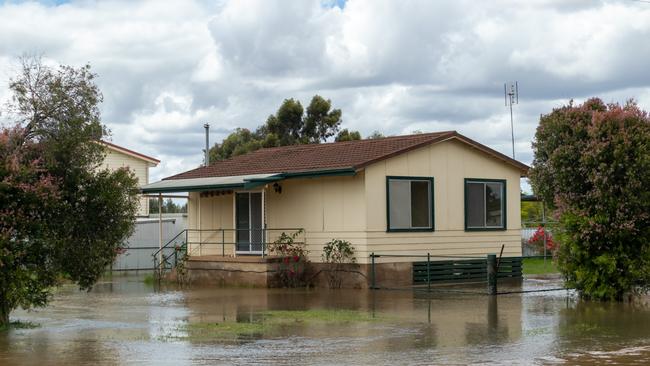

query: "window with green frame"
left=386, top=176, right=434, bottom=231
left=465, top=179, right=506, bottom=230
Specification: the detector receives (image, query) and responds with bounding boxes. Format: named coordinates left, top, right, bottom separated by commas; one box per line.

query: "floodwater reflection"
left=0, top=275, right=649, bottom=365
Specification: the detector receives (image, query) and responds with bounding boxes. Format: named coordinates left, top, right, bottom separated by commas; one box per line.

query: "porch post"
left=198, top=192, right=202, bottom=256
left=158, top=193, right=163, bottom=265
left=232, top=193, right=236, bottom=258
left=262, top=188, right=266, bottom=257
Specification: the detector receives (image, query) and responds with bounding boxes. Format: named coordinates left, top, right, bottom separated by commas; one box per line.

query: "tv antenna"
left=504, top=81, right=518, bottom=159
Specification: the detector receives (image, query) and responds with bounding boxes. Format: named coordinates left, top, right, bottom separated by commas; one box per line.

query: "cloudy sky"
left=1, top=0, right=650, bottom=186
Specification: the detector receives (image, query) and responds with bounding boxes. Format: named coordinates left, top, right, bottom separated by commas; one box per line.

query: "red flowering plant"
left=527, top=226, right=556, bottom=255
left=267, top=229, right=309, bottom=287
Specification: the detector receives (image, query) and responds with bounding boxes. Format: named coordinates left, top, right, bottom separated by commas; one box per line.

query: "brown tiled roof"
left=164, top=131, right=528, bottom=180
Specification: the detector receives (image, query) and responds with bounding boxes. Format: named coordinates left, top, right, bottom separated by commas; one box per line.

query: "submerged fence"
left=368, top=252, right=552, bottom=296
left=412, top=256, right=522, bottom=285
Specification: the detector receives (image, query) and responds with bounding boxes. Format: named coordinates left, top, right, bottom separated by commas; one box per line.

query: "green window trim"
left=464, top=178, right=507, bottom=231
left=386, top=176, right=435, bottom=232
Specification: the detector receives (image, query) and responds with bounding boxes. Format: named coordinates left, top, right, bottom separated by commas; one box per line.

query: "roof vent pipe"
left=203, top=123, right=210, bottom=166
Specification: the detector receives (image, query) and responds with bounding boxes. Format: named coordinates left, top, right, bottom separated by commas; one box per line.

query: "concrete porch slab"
left=187, top=255, right=281, bottom=263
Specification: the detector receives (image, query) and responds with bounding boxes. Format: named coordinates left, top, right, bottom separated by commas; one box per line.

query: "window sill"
left=464, top=227, right=507, bottom=232
left=387, top=228, right=435, bottom=233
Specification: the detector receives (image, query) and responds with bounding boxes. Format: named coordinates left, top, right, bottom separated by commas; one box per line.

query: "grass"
left=262, top=309, right=378, bottom=323
left=180, top=309, right=382, bottom=341
left=523, top=257, right=559, bottom=275
left=142, top=273, right=156, bottom=286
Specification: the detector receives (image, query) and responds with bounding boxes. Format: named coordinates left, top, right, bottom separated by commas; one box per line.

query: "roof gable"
left=164, top=131, right=528, bottom=181
left=100, top=140, right=160, bottom=166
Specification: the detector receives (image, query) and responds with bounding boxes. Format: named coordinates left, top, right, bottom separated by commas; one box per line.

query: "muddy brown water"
left=1, top=275, right=650, bottom=365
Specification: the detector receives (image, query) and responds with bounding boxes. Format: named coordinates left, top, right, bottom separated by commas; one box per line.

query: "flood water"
left=1, top=275, right=650, bottom=365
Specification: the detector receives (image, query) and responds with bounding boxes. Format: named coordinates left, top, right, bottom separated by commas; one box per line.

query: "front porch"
left=185, top=227, right=307, bottom=258
left=183, top=254, right=283, bottom=287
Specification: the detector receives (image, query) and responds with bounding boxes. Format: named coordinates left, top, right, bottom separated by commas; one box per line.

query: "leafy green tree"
left=209, top=128, right=263, bottom=162
left=149, top=198, right=187, bottom=214
left=0, top=57, right=139, bottom=326
left=301, top=95, right=342, bottom=143
left=335, top=129, right=362, bottom=142
left=367, top=130, right=385, bottom=139
left=208, top=95, right=344, bottom=161
left=0, top=127, right=59, bottom=326
left=267, top=98, right=304, bottom=145
left=521, top=201, right=543, bottom=223
left=530, top=98, right=650, bottom=300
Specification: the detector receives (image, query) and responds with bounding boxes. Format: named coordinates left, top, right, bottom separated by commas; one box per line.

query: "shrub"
left=529, top=98, right=650, bottom=300
left=322, top=239, right=356, bottom=289
left=527, top=226, right=556, bottom=255
left=267, top=230, right=309, bottom=287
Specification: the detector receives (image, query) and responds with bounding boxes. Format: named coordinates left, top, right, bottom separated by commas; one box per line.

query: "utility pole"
left=504, top=82, right=518, bottom=159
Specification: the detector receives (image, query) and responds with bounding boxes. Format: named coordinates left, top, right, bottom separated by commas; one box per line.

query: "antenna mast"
left=504, top=81, right=518, bottom=159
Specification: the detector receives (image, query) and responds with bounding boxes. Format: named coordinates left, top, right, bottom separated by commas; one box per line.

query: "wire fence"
left=521, top=220, right=560, bottom=258
left=368, top=251, right=567, bottom=296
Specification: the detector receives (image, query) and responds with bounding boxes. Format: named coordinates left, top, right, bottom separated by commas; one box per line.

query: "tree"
left=529, top=98, right=650, bottom=300
left=301, top=95, right=343, bottom=143
left=367, top=130, right=385, bottom=139
left=521, top=201, right=543, bottom=223
left=0, top=57, right=139, bottom=326
left=0, top=127, right=59, bottom=325
left=335, top=129, right=362, bottom=142
left=209, top=128, right=263, bottom=162
left=267, top=98, right=304, bottom=145
left=149, top=198, right=187, bottom=214
left=208, top=95, right=343, bottom=161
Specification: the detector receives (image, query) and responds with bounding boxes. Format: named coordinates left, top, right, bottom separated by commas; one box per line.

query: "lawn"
left=523, top=258, right=559, bottom=275
left=179, top=309, right=385, bottom=341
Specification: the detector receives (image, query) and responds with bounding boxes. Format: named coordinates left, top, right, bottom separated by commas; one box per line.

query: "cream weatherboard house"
left=100, top=140, right=160, bottom=217
left=142, top=131, right=528, bottom=286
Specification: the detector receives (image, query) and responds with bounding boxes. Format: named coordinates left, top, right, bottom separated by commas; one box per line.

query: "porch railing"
left=152, top=228, right=305, bottom=277
left=184, top=228, right=306, bottom=258
left=152, top=229, right=188, bottom=276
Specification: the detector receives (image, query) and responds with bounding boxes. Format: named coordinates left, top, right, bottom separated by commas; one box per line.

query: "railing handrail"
left=154, top=227, right=305, bottom=260
left=184, top=227, right=305, bottom=232
left=152, top=229, right=188, bottom=259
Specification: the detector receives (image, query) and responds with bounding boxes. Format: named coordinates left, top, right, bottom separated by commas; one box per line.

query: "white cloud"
left=1, top=0, right=650, bottom=183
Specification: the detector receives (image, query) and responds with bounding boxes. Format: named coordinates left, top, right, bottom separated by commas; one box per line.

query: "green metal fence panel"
left=413, top=257, right=523, bottom=284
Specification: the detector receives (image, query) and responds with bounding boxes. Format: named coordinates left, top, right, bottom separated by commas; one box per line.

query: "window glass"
left=388, top=178, right=432, bottom=230
left=410, top=181, right=431, bottom=228
left=389, top=180, right=411, bottom=229
left=467, top=182, right=485, bottom=227
left=236, top=193, right=250, bottom=243
left=485, top=183, right=503, bottom=227
left=466, top=180, right=504, bottom=229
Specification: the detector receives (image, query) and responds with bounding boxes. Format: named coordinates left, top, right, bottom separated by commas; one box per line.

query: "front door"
left=236, top=192, right=264, bottom=253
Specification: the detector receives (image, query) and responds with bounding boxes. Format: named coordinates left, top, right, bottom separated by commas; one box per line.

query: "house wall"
left=187, top=191, right=235, bottom=256
left=266, top=173, right=367, bottom=262
left=186, top=174, right=368, bottom=262
left=363, top=138, right=522, bottom=263
left=186, top=138, right=523, bottom=265
left=101, top=148, right=151, bottom=216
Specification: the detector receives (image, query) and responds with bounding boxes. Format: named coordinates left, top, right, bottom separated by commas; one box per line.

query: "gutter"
left=141, top=168, right=357, bottom=194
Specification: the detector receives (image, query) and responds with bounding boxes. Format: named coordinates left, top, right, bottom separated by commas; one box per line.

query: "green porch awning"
left=141, top=168, right=356, bottom=194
